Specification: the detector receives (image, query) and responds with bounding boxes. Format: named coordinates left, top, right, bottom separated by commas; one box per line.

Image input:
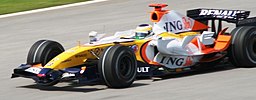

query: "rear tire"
left=229, top=26, right=256, bottom=67
left=98, top=45, right=137, bottom=88
left=27, top=40, right=64, bottom=66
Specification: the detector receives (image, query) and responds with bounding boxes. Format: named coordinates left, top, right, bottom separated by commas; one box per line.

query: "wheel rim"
left=246, top=32, right=256, bottom=63
left=252, top=38, right=256, bottom=54
left=118, top=54, right=134, bottom=80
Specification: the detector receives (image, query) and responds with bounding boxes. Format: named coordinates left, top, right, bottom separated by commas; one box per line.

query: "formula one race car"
left=12, top=4, right=256, bottom=88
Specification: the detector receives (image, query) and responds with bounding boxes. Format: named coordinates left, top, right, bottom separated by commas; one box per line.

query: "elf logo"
left=199, top=9, right=244, bottom=18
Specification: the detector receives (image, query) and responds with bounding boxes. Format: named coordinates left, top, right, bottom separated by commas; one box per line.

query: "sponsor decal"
left=46, top=62, right=54, bottom=66
left=175, top=68, right=182, bottom=72
left=75, top=54, right=87, bottom=58
left=199, top=9, right=244, bottom=19
left=137, top=67, right=150, bottom=73
left=154, top=53, right=195, bottom=68
left=182, top=17, right=192, bottom=29
left=160, top=56, right=185, bottom=66
left=164, top=20, right=182, bottom=32
left=153, top=10, right=198, bottom=34
left=61, top=59, right=71, bottom=63
left=163, top=17, right=192, bottom=32
left=25, top=67, right=42, bottom=74
left=88, top=48, right=103, bottom=56
left=52, top=58, right=60, bottom=62
left=183, top=56, right=193, bottom=66
left=66, top=49, right=76, bottom=53
left=130, top=45, right=138, bottom=52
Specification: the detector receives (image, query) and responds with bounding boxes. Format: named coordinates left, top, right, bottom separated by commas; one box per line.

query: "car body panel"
left=12, top=3, right=241, bottom=86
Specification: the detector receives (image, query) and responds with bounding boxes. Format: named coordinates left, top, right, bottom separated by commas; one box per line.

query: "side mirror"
left=89, top=31, right=98, bottom=43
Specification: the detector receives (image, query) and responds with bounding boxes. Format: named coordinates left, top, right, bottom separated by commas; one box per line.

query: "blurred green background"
left=0, top=0, right=89, bottom=15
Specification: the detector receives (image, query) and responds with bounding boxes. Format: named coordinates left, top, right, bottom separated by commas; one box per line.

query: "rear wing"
left=187, top=8, right=250, bottom=23
left=187, top=9, right=252, bottom=34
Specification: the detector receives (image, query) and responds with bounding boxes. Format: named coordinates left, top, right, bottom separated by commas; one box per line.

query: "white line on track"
left=0, top=0, right=108, bottom=19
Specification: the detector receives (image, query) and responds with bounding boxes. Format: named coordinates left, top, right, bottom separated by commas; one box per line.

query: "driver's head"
left=135, top=24, right=152, bottom=40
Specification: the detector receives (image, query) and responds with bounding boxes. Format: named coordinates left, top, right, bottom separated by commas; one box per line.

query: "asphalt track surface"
left=0, top=0, right=256, bottom=100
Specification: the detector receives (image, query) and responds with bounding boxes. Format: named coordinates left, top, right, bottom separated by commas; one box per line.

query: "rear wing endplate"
left=187, top=8, right=250, bottom=23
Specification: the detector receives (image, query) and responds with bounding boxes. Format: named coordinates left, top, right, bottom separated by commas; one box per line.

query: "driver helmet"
left=135, top=24, right=153, bottom=40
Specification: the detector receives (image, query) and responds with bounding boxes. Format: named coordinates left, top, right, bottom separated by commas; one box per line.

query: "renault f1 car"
left=12, top=4, right=256, bottom=88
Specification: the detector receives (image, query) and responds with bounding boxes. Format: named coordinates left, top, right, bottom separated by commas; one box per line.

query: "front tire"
left=27, top=40, right=64, bottom=66
left=27, top=40, right=64, bottom=86
left=98, top=45, right=137, bottom=88
left=229, top=26, right=256, bottom=67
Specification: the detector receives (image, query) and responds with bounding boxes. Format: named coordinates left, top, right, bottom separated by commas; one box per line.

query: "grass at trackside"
left=0, top=0, right=90, bottom=15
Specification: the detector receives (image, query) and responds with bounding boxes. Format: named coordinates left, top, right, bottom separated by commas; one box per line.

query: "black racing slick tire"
left=98, top=45, right=137, bottom=88
left=229, top=26, right=256, bottom=67
left=27, top=40, right=64, bottom=66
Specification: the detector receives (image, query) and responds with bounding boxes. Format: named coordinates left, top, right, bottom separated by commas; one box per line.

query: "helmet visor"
left=135, top=32, right=148, bottom=39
